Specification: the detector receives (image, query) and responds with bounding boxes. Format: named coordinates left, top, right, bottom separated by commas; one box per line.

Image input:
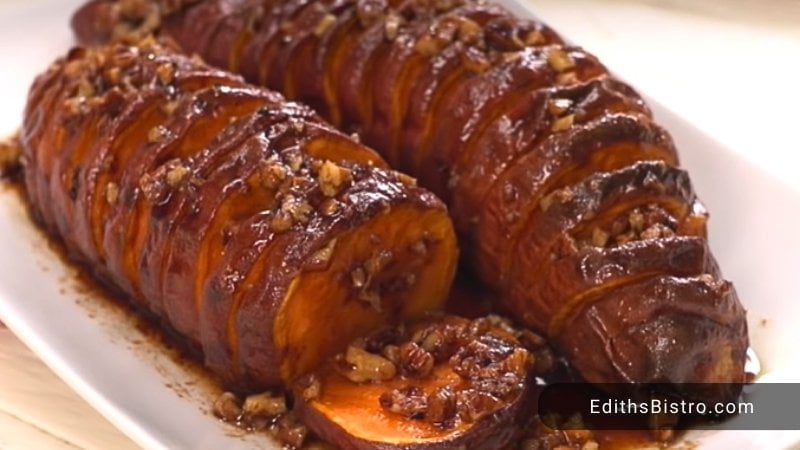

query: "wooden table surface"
left=1, top=1, right=798, bottom=449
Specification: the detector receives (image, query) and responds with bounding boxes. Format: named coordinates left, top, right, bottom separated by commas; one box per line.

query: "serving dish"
left=1, top=0, right=799, bottom=448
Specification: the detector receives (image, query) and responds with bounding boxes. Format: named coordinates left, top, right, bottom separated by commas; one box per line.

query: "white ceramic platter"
left=0, top=0, right=798, bottom=449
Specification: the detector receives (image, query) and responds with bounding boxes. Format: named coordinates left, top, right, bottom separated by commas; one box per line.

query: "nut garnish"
left=557, top=71, right=579, bottom=86
left=313, top=13, right=337, bottom=37
left=547, top=49, right=576, bottom=72
left=165, top=162, right=189, bottom=186
left=380, top=386, right=428, bottom=418
left=461, top=48, right=490, bottom=74
left=523, top=30, right=545, bottom=46
left=356, top=0, right=385, bottom=27
left=298, top=374, right=321, bottom=401
left=155, top=62, right=175, bottom=85
left=213, top=392, right=242, bottom=422
left=629, top=209, right=645, bottom=232
left=287, top=153, right=303, bottom=173
left=582, top=205, right=680, bottom=249
left=340, top=345, right=397, bottom=382
left=320, top=198, right=340, bottom=216
left=591, top=227, right=609, bottom=247
left=426, top=387, right=458, bottom=424
left=411, top=239, right=428, bottom=256
left=275, top=414, right=308, bottom=447
left=397, top=342, right=434, bottom=377
left=63, top=97, right=87, bottom=116
left=281, top=194, right=312, bottom=224
left=550, top=113, right=575, bottom=132
left=242, top=392, right=287, bottom=418
left=270, top=210, right=293, bottom=233
left=260, top=161, right=289, bottom=189
left=414, top=35, right=440, bottom=56
left=457, top=18, right=482, bottom=44
left=105, top=182, right=120, bottom=205
left=309, top=238, right=338, bottom=269
left=147, top=125, right=169, bottom=143
left=351, top=267, right=366, bottom=289
left=104, top=66, right=122, bottom=85
left=539, top=193, right=554, bottom=212
left=318, top=160, right=351, bottom=197
left=161, top=100, right=180, bottom=115
left=384, top=13, right=402, bottom=40
left=360, top=315, right=542, bottom=430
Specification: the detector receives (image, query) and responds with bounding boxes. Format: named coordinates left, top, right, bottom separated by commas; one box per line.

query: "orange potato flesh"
left=292, top=314, right=542, bottom=449
left=306, top=366, right=475, bottom=445
left=304, top=130, right=388, bottom=168
left=275, top=204, right=458, bottom=382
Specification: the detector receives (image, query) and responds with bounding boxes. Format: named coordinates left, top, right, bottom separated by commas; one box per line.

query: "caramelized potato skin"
left=21, top=40, right=458, bottom=390
left=72, top=0, right=748, bottom=389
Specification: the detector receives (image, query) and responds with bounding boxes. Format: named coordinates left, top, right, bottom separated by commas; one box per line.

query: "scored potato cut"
left=475, top=114, right=678, bottom=290
left=524, top=236, right=715, bottom=334
left=506, top=161, right=699, bottom=327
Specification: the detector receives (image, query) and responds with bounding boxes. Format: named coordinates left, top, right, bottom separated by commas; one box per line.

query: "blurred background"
left=1, top=0, right=799, bottom=448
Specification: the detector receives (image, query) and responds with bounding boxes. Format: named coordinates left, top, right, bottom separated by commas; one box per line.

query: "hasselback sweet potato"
left=20, top=38, right=458, bottom=390
left=72, top=0, right=749, bottom=390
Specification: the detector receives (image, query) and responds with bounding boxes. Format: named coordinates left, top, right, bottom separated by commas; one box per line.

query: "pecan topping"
left=547, top=49, right=576, bottom=72
left=339, top=345, right=397, bottom=383
left=397, top=342, right=435, bottom=378
left=318, top=160, right=351, bottom=197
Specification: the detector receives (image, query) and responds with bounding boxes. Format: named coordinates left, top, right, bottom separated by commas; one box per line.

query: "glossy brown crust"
left=559, top=275, right=747, bottom=389
left=72, top=0, right=748, bottom=389
left=20, top=39, right=458, bottom=390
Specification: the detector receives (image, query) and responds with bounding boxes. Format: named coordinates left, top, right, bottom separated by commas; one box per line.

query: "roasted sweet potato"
left=20, top=39, right=458, bottom=390
left=292, top=315, right=549, bottom=450
left=72, top=0, right=749, bottom=392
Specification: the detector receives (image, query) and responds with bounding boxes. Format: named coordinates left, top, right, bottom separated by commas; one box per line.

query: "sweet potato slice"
left=293, top=315, right=543, bottom=449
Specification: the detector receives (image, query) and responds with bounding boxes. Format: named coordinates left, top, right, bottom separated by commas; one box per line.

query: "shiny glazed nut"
left=339, top=345, right=398, bottom=382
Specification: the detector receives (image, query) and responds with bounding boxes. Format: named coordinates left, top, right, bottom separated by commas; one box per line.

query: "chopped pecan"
left=397, top=342, right=435, bottom=378
left=340, top=345, right=397, bottom=382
